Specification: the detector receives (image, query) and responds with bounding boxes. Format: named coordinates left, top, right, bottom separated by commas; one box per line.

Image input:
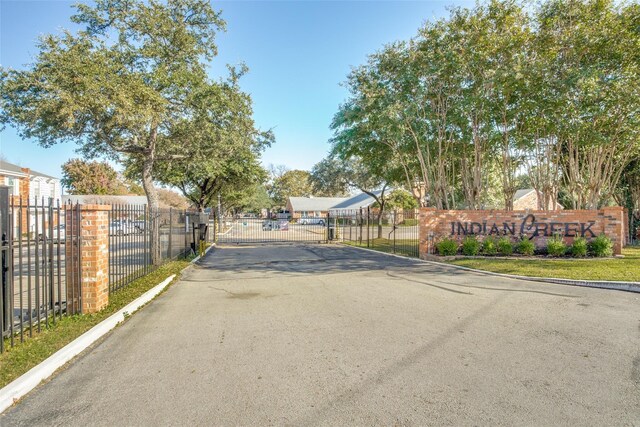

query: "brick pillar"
left=419, top=208, right=436, bottom=259
left=65, top=204, right=110, bottom=313
left=602, top=206, right=625, bottom=256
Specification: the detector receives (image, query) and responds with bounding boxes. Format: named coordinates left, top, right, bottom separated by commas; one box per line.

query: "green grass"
left=0, top=259, right=191, bottom=388
left=343, top=238, right=419, bottom=258
left=446, top=247, right=640, bottom=282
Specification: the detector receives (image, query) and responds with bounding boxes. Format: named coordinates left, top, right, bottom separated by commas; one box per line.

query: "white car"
left=298, top=217, right=325, bottom=226
left=110, top=220, right=137, bottom=236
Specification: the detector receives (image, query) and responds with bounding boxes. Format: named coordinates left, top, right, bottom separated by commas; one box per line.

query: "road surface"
left=2, top=244, right=639, bottom=425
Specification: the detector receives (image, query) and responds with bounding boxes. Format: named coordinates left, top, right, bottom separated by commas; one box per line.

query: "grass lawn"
left=343, top=238, right=420, bottom=258
left=446, top=247, right=640, bottom=282
left=0, top=259, right=191, bottom=389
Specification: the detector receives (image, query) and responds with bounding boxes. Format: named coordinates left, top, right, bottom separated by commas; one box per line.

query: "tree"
left=220, top=184, right=274, bottom=215
left=146, top=69, right=273, bottom=212
left=329, top=0, right=640, bottom=213
left=269, top=170, right=314, bottom=207
left=385, top=189, right=419, bottom=211
left=1, top=0, right=225, bottom=264
left=61, top=159, right=127, bottom=195
left=311, top=155, right=392, bottom=237
left=310, top=157, right=351, bottom=196
left=535, top=0, right=640, bottom=209
left=158, top=189, right=190, bottom=209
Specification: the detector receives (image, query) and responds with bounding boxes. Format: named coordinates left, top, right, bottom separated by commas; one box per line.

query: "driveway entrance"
left=2, top=244, right=639, bottom=425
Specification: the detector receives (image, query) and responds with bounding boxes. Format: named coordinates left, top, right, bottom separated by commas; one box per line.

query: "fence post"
left=168, top=207, right=173, bottom=260
left=326, top=212, right=330, bottom=242
left=358, top=208, right=363, bottom=245
left=394, top=209, right=397, bottom=254
left=366, top=207, right=370, bottom=248
left=184, top=209, right=188, bottom=255
left=65, top=204, right=110, bottom=314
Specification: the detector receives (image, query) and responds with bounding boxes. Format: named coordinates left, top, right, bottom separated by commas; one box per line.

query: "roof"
left=63, top=195, right=148, bottom=205
left=288, top=196, right=349, bottom=212
left=329, top=190, right=384, bottom=211
left=0, top=160, right=59, bottom=180
left=30, top=169, right=58, bottom=180
left=0, top=160, right=28, bottom=177
left=514, top=189, right=535, bottom=200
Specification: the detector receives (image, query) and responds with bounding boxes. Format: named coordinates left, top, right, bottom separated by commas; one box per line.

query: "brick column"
left=419, top=208, right=436, bottom=259
left=602, top=206, right=625, bottom=256
left=65, top=204, right=110, bottom=313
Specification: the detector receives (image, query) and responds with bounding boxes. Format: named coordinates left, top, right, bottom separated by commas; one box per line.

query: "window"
left=5, top=177, right=18, bottom=196
left=34, top=180, right=41, bottom=199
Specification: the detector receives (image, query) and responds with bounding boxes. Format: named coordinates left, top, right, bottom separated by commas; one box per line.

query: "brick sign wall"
left=419, top=206, right=626, bottom=257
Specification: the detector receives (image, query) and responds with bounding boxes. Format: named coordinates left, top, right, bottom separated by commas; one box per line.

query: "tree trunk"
left=142, top=128, right=160, bottom=265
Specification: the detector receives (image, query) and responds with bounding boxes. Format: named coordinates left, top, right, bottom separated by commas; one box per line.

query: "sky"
left=0, top=0, right=473, bottom=178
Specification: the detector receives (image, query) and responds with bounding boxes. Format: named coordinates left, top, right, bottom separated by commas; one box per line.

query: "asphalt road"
left=2, top=244, right=640, bottom=426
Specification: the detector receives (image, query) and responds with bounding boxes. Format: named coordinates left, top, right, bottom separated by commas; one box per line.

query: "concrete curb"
left=0, top=273, right=178, bottom=413
left=340, top=243, right=640, bottom=294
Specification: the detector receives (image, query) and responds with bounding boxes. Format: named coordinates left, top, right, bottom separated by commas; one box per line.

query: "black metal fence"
left=1, top=193, right=212, bottom=353
left=0, top=194, right=82, bottom=353
left=331, top=208, right=420, bottom=258
left=108, top=205, right=209, bottom=293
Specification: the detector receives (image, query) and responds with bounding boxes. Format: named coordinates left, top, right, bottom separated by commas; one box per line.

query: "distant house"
left=513, top=189, right=563, bottom=210
left=286, top=196, right=349, bottom=219
left=1, top=160, right=63, bottom=236
left=0, top=160, right=62, bottom=203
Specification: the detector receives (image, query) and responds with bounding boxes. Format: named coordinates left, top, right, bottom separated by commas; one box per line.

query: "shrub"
left=547, top=234, right=567, bottom=257
left=516, top=237, right=535, bottom=256
left=436, top=238, right=459, bottom=256
left=401, top=219, right=418, bottom=226
left=571, top=237, right=588, bottom=257
left=482, top=237, right=498, bottom=256
left=497, top=237, right=513, bottom=256
left=461, top=235, right=480, bottom=256
left=590, top=234, right=613, bottom=257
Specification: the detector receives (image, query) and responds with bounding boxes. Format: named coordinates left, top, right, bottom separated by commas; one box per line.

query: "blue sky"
left=0, top=0, right=472, bottom=177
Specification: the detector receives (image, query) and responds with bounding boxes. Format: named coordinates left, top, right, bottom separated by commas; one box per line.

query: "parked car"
left=110, top=220, right=137, bottom=236
left=298, top=217, right=325, bottom=226
left=262, top=220, right=278, bottom=231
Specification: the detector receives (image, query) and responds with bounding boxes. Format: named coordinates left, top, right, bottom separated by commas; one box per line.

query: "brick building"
left=1, top=159, right=63, bottom=236
left=513, top=189, right=563, bottom=210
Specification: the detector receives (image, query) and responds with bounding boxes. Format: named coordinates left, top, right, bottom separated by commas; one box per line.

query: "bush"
left=482, top=237, right=498, bottom=256
left=571, top=237, right=588, bottom=257
left=547, top=234, right=567, bottom=257
left=461, top=236, right=480, bottom=256
left=497, top=237, right=513, bottom=256
left=515, top=237, right=535, bottom=256
left=436, top=238, right=459, bottom=256
left=590, top=234, right=613, bottom=257
left=400, top=219, right=418, bottom=226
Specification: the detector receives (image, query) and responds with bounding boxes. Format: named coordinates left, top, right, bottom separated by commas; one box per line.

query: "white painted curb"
left=340, top=243, right=640, bottom=293
left=0, top=274, right=177, bottom=413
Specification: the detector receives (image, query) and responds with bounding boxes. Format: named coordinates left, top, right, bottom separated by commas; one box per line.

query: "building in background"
left=286, top=196, right=349, bottom=219
left=513, top=189, right=564, bottom=210
left=1, top=160, right=63, bottom=237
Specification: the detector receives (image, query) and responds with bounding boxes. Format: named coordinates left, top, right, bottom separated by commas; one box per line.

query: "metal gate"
left=0, top=188, right=82, bottom=352
left=216, top=216, right=330, bottom=244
